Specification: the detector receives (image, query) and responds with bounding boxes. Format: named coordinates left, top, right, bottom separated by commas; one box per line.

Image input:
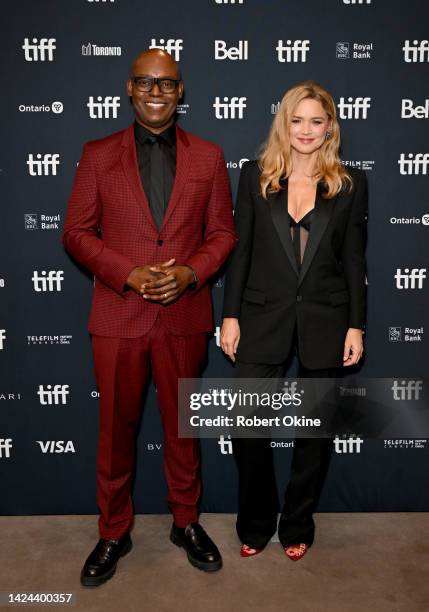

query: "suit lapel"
left=120, top=124, right=157, bottom=231
left=160, top=126, right=192, bottom=231
left=269, top=181, right=299, bottom=277
left=298, top=183, right=336, bottom=286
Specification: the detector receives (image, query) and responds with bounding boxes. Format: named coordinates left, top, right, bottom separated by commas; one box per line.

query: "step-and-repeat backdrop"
left=1, top=0, right=428, bottom=515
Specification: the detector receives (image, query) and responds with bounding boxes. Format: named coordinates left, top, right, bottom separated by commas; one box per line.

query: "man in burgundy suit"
left=63, top=49, right=236, bottom=586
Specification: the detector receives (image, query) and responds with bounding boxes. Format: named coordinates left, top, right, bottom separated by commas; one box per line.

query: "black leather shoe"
left=170, top=523, right=222, bottom=572
left=80, top=533, right=132, bottom=587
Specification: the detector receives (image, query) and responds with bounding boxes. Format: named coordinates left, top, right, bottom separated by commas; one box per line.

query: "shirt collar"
left=134, top=122, right=176, bottom=147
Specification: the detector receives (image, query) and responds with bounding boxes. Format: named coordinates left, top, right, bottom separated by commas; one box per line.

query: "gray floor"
left=1, top=514, right=429, bottom=612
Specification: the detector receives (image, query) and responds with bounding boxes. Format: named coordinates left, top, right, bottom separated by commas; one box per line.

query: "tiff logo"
left=398, top=153, right=429, bottom=175
left=213, top=96, right=247, bottom=119
left=27, top=153, right=60, bottom=176
left=337, top=97, right=371, bottom=119
left=149, top=39, right=183, bottom=61
left=215, top=40, right=248, bottom=60
left=395, top=268, right=426, bottom=289
left=37, top=384, right=70, bottom=405
left=22, top=38, right=56, bottom=61
left=403, top=40, right=429, bottom=63
left=333, top=436, right=363, bottom=453
left=87, top=96, right=120, bottom=119
left=32, top=270, right=64, bottom=292
left=218, top=435, right=233, bottom=455
left=0, top=329, right=5, bottom=350
left=392, top=380, right=423, bottom=401
left=276, top=40, right=310, bottom=63
left=0, top=439, right=13, bottom=458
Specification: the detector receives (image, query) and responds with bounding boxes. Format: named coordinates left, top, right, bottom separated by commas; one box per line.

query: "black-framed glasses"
left=131, top=76, right=181, bottom=94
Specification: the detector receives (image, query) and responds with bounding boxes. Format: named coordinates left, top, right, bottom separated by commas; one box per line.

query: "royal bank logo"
left=403, top=40, right=429, bottom=63
left=342, top=159, right=375, bottom=171
left=337, top=97, right=371, bottom=119
left=24, top=214, right=61, bottom=230
left=213, top=96, right=247, bottom=119
left=0, top=439, right=13, bottom=458
left=87, top=96, right=120, bottom=119
left=390, top=214, right=429, bottom=226
left=336, top=42, right=373, bottom=59
left=149, top=39, right=183, bottom=61
left=392, top=380, right=423, bottom=401
left=81, top=43, right=121, bottom=56
left=276, top=40, right=310, bottom=63
left=333, top=435, right=363, bottom=453
left=19, top=101, right=63, bottom=114
left=388, top=326, right=424, bottom=342
left=37, top=440, right=76, bottom=453
left=22, top=38, right=56, bottom=61
left=32, top=271, right=64, bottom=292
left=395, top=268, right=426, bottom=289
left=27, top=335, right=72, bottom=345
left=215, top=40, right=248, bottom=60
left=27, top=154, right=60, bottom=176
left=398, top=153, right=429, bottom=175
left=0, top=329, right=5, bottom=350
left=401, top=99, right=429, bottom=119
left=218, top=434, right=233, bottom=455
left=37, top=384, right=70, bottom=405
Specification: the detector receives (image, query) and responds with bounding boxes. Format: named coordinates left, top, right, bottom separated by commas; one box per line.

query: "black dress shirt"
left=134, top=122, right=176, bottom=227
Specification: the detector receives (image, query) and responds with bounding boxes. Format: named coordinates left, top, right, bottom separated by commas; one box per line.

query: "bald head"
left=130, top=48, right=181, bottom=80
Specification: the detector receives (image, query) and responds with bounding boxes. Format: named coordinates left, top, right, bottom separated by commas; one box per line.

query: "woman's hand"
left=343, top=328, right=364, bottom=366
left=220, top=318, right=240, bottom=362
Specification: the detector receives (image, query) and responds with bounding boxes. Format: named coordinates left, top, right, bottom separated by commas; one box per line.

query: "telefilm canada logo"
left=342, top=159, right=375, bottom=171
left=336, top=42, right=373, bottom=60
left=24, top=214, right=61, bottom=230
left=384, top=439, right=427, bottom=450
left=27, top=335, right=72, bottom=346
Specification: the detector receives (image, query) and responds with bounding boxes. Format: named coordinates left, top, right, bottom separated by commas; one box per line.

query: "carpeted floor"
left=1, top=514, right=428, bottom=612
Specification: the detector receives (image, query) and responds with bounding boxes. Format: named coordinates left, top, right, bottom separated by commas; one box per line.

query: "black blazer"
left=222, top=161, right=368, bottom=369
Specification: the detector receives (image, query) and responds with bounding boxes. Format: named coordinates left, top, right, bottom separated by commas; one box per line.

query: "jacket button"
left=157, top=239, right=163, bottom=246
left=296, top=295, right=302, bottom=302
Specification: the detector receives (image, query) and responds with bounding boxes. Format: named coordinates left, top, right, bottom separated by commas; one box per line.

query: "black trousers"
left=232, top=358, right=339, bottom=549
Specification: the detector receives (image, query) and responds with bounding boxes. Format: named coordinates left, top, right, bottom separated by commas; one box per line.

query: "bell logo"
left=0, top=439, right=13, bottom=458
left=394, top=268, right=426, bottom=289
left=149, top=39, right=183, bottom=61
left=37, top=384, right=70, bottom=405
left=87, top=96, right=120, bottom=119
left=403, top=40, right=429, bottom=63
left=218, top=435, right=233, bottom=455
left=32, top=270, right=64, bottom=292
left=0, top=329, right=5, bottom=350
left=213, top=96, right=247, bottom=119
left=22, top=38, right=56, bottom=62
left=337, top=97, right=371, bottom=119
left=333, top=436, right=363, bottom=453
left=215, top=40, right=248, bottom=60
left=398, top=153, right=429, bottom=175
left=401, top=99, right=429, bottom=119
left=37, top=440, right=76, bottom=453
left=392, top=380, right=423, bottom=401
left=276, top=40, right=310, bottom=63
left=27, top=153, right=60, bottom=176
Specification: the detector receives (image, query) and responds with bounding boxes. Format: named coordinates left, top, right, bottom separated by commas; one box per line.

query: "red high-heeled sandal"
left=284, top=543, right=309, bottom=561
left=240, top=544, right=263, bottom=557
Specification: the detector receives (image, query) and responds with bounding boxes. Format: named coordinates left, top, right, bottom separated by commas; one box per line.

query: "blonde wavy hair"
left=259, top=80, right=352, bottom=199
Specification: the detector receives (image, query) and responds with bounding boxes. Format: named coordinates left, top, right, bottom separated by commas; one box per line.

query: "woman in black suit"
left=221, top=81, right=368, bottom=560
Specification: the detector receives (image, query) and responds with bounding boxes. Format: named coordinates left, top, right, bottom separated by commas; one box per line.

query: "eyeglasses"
left=131, top=76, right=181, bottom=94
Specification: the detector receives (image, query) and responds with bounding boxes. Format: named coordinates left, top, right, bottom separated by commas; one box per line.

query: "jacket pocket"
left=330, top=289, right=350, bottom=306
left=242, top=287, right=266, bottom=305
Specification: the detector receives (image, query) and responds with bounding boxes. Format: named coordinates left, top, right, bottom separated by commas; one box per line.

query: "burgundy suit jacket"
left=63, top=124, right=236, bottom=337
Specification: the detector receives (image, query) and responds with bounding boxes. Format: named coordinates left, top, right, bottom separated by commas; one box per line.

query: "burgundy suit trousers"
left=91, top=315, right=208, bottom=539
